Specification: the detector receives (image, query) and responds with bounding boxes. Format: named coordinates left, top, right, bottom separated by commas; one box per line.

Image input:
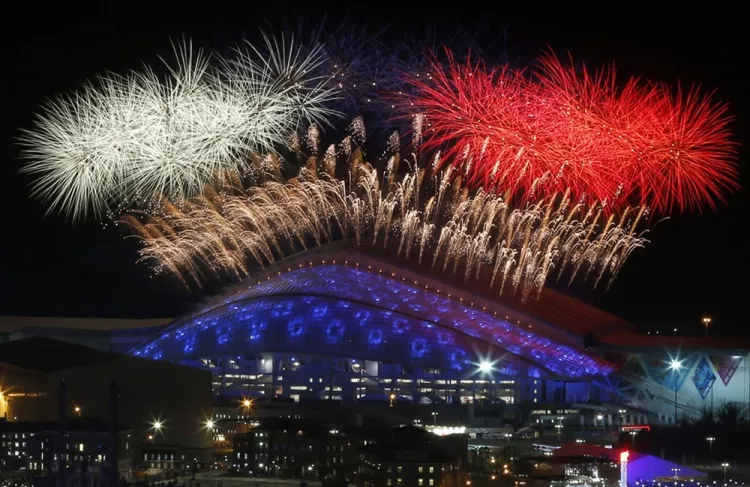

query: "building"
left=128, top=246, right=750, bottom=422
left=130, top=247, right=616, bottom=406
left=0, top=337, right=213, bottom=449
left=355, top=425, right=465, bottom=487
left=3, top=245, right=749, bottom=423
left=232, top=418, right=361, bottom=481
left=137, top=443, right=214, bottom=474
left=0, top=316, right=169, bottom=354
left=0, top=418, right=132, bottom=480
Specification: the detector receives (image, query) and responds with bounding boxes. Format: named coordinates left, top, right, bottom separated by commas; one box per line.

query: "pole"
left=58, top=380, right=67, bottom=487
left=109, top=380, right=119, bottom=487
left=674, top=370, right=678, bottom=424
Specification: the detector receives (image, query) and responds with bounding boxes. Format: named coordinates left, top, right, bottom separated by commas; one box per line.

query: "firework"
left=20, top=36, right=340, bottom=221
left=123, top=120, right=647, bottom=300
left=404, top=51, right=738, bottom=214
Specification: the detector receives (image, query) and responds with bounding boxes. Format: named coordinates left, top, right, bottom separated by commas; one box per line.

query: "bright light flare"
left=477, top=360, right=495, bottom=375
left=669, top=359, right=683, bottom=371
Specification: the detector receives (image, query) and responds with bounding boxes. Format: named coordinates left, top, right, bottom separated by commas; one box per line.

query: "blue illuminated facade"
left=131, top=249, right=616, bottom=406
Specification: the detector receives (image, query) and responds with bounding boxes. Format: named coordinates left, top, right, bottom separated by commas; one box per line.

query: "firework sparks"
left=404, top=50, right=738, bottom=214
left=123, top=122, right=647, bottom=300
left=19, top=36, right=340, bottom=221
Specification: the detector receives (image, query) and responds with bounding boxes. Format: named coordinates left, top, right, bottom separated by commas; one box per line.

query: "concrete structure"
left=0, top=337, right=212, bottom=449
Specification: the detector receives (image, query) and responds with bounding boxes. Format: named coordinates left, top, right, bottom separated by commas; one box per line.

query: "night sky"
left=2, top=5, right=747, bottom=336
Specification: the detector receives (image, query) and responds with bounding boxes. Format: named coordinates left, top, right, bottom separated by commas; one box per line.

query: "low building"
left=357, top=448, right=460, bottom=487
left=232, top=418, right=361, bottom=482
left=355, top=426, right=466, bottom=487
left=0, top=338, right=212, bottom=449
left=137, top=443, right=213, bottom=474
left=0, top=418, right=133, bottom=480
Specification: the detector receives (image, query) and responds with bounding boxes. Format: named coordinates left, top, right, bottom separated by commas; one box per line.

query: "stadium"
left=126, top=243, right=750, bottom=425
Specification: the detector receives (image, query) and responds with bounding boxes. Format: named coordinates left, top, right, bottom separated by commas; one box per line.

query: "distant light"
left=206, top=419, right=215, bottom=429
left=478, top=360, right=494, bottom=374
left=152, top=421, right=163, bottom=430
left=669, top=359, right=683, bottom=371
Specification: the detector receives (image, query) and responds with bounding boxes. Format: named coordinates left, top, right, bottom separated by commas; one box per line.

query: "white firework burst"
left=19, top=36, right=341, bottom=221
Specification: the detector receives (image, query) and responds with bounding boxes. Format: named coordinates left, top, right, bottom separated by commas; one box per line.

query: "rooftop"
left=0, top=418, right=130, bottom=433
left=0, top=337, right=124, bottom=373
left=0, top=316, right=170, bottom=333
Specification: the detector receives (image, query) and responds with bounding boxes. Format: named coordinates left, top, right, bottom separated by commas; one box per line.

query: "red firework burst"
left=404, top=50, right=738, bottom=214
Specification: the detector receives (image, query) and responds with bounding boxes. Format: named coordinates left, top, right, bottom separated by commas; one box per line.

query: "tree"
left=717, top=401, right=740, bottom=431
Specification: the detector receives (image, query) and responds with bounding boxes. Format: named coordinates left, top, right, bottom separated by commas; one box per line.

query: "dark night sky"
left=2, top=4, right=748, bottom=336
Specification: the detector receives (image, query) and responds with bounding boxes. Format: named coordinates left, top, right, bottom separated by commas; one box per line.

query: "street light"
left=706, top=437, right=715, bottom=464
left=389, top=393, right=396, bottom=407
left=702, top=316, right=712, bottom=336
left=241, top=398, right=253, bottom=431
left=431, top=411, right=438, bottom=425
left=74, top=406, right=82, bottom=417
left=721, top=462, right=729, bottom=482
left=149, top=419, right=163, bottom=443
left=629, top=431, right=637, bottom=445
left=669, top=359, right=683, bottom=423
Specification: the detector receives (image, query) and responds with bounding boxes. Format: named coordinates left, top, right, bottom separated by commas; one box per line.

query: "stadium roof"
left=134, top=247, right=618, bottom=378
left=597, top=330, right=750, bottom=353
left=182, top=245, right=634, bottom=345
